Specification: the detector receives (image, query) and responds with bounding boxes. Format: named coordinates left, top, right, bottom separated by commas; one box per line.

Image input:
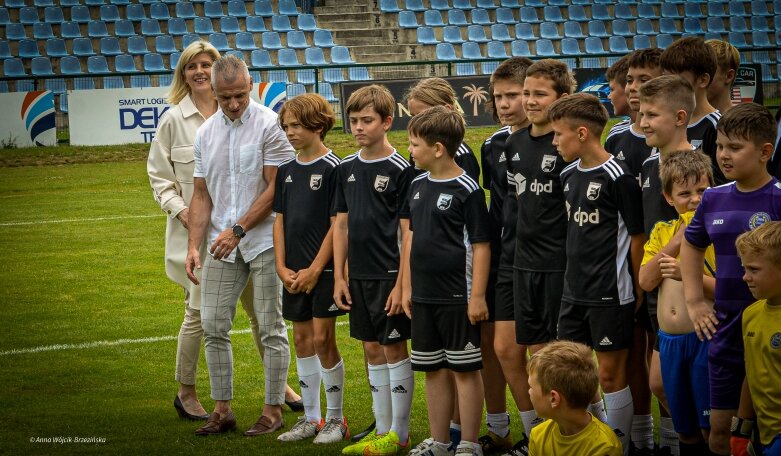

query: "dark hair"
left=547, top=93, right=608, bottom=136
left=525, top=59, right=577, bottom=96
left=345, top=84, right=395, bottom=119
left=660, top=36, right=718, bottom=87
left=606, top=53, right=632, bottom=86
left=407, top=105, right=466, bottom=158
left=626, top=48, right=663, bottom=71
left=638, top=74, right=695, bottom=117
left=717, top=102, right=777, bottom=146
left=659, top=149, right=714, bottom=196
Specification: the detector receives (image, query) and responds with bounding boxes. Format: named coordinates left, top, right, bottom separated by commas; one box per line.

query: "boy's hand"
left=468, top=297, right=489, bottom=325
left=400, top=289, right=412, bottom=319
left=658, top=253, right=682, bottom=281
left=333, top=278, right=352, bottom=311
left=385, top=284, right=403, bottom=316
left=277, top=267, right=298, bottom=294
left=687, top=300, right=719, bottom=341
left=290, top=267, right=321, bottom=294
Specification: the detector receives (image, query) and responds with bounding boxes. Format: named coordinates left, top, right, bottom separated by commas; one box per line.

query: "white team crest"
left=587, top=182, right=602, bottom=200
left=437, top=193, right=453, bottom=210
left=541, top=154, right=557, bottom=172
left=374, top=175, right=390, bottom=192
left=310, top=174, right=322, bottom=190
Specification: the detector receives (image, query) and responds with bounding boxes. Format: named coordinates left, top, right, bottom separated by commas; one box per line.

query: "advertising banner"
left=0, top=91, right=56, bottom=147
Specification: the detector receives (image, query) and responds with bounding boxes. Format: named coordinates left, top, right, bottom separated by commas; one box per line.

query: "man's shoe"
left=285, top=398, right=304, bottom=412
left=500, top=434, right=529, bottom=456
left=277, top=416, right=318, bottom=442
left=351, top=421, right=376, bottom=442
left=194, top=411, right=236, bottom=436
left=174, top=395, right=209, bottom=421
left=478, top=431, right=512, bottom=454
left=409, top=437, right=455, bottom=456
left=243, top=415, right=284, bottom=437
left=342, top=430, right=381, bottom=455
left=363, top=431, right=409, bottom=456
left=313, top=416, right=350, bottom=444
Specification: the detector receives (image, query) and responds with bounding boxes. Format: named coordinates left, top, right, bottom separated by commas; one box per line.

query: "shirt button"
left=167, top=210, right=172, bottom=214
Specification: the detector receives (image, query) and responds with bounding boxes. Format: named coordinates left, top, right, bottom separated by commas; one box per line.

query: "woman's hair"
left=167, top=41, right=220, bottom=105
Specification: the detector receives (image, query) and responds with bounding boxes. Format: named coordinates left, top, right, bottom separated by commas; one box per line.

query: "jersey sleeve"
left=465, top=188, right=491, bottom=244
left=397, top=165, right=415, bottom=219
left=481, top=140, right=492, bottom=190
left=641, top=223, right=666, bottom=266
left=684, top=190, right=712, bottom=249
left=324, top=163, right=338, bottom=219
left=272, top=164, right=286, bottom=214
left=456, top=150, right=481, bottom=182
left=615, top=174, right=644, bottom=235
left=332, top=163, right=348, bottom=214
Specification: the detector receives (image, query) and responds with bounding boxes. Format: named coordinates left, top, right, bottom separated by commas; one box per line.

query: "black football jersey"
left=604, top=120, right=653, bottom=179
left=481, top=126, right=513, bottom=270
left=409, top=142, right=480, bottom=182
left=639, top=152, right=678, bottom=236
left=688, top=111, right=725, bottom=185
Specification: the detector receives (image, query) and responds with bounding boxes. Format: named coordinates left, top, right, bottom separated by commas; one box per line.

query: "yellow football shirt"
left=641, top=211, right=715, bottom=276
left=529, top=414, right=622, bottom=456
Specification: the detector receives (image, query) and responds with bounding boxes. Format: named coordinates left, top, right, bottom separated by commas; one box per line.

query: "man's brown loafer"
left=195, top=411, right=237, bottom=436
left=243, top=415, right=284, bottom=437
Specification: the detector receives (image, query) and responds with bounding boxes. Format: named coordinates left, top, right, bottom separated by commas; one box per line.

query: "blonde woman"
left=148, top=41, right=301, bottom=420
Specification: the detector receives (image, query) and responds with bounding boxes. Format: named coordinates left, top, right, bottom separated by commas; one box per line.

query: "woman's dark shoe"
left=350, top=421, right=376, bottom=442
left=174, top=395, right=209, bottom=421
left=284, top=398, right=304, bottom=412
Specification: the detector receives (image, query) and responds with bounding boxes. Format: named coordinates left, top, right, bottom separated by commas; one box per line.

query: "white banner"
left=0, top=91, right=57, bottom=147
left=68, top=82, right=288, bottom=146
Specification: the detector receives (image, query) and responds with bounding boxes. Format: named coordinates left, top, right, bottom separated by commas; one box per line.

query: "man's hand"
left=177, top=208, right=190, bottom=230
left=185, top=247, right=202, bottom=285
left=290, top=267, right=321, bottom=294
left=333, top=278, right=352, bottom=311
left=687, top=300, right=719, bottom=341
left=658, top=253, right=682, bottom=281
left=468, top=297, right=489, bottom=325
left=209, top=228, right=240, bottom=260
left=385, top=283, right=404, bottom=316
left=277, top=267, right=298, bottom=294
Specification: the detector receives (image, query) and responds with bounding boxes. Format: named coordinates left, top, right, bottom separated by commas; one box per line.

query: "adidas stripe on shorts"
left=411, top=302, right=482, bottom=372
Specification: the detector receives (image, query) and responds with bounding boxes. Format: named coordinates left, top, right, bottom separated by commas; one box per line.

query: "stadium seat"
left=751, top=0, right=771, bottom=16
left=682, top=18, right=703, bottom=35
left=655, top=33, right=674, bottom=48
left=633, top=34, right=652, bottom=50
left=277, top=48, right=299, bottom=66
left=480, top=60, right=499, bottom=75
left=58, top=22, right=81, bottom=40
left=204, top=2, right=224, bottom=18
left=501, top=0, right=521, bottom=6
left=379, top=0, right=402, bottom=13
left=31, top=57, right=54, bottom=76
left=254, top=0, right=275, bottom=17
left=684, top=3, right=705, bottom=18
left=661, top=3, right=682, bottom=18
left=519, top=7, right=541, bottom=24
left=3, top=58, right=27, bottom=77
left=313, top=30, right=335, bottom=48
left=141, top=19, right=163, bottom=36
left=233, top=32, right=257, bottom=51
left=130, top=75, right=152, bottom=88
left=284, top=82, right=304, bottom=96
left=220, top=16, right=240, bottom=34
left=491, top=24, right=513, bottom=42
left=331, top=46, right=354, bottom=64
left=561, top=37, right=581, bottom=55
left=262, top=31, right=283, bottom=50
left=227, top=0, right=248, bottom=17
left=324, top=67, right=345, bottom=83
left=60, top=55, right=83, bottom=74
left=704, top=32, right=723, bottom=41
left=467, top=25, right=489, bottom=43
left=405, top=0, right=426, bottom=11
left=73, top=37, right=96, bottom=57
left=45, top=38, right=68, bottom=58
left=613, top=19, right=633, bottom=37
left=591, top=4, right=612, bottom=20
left=155, top=35, right=178, bottom=54
left=297, top=14, right=317, bottom=32
left=472, top=9, right=492, bottom=26
left=182, top=34, right=200, bottom=48
left=6, top=23, right=28, bottom=41
left=417, top=27, right=440, bottom=45
left=452, top=0, right=474, bottom=9
left=85, top=0, right=106, bottom=6
left=608, top=36, right=629, bottom=53
left=487, top=40, right=508, bottom=58
left=564, top=21, right=586, bottom=38
left=272, top=15, right=293, bottom=32
left=476, top=0, right=498, bottom=8
left=436, top=42, right=459, bottom=61
left=99, top=37, right=122, bottom=56
left=71, top=6, right=92, bottom=23
left=114, top=20, right=137, bottom=37
left=462, top=41, right=485, bottom=59
left=751, top=16, right=770, bottom=32
left=44, top=6, right=65, bottom=23
left=348, top=66, right=371, bottom=81
left=516, top=23, right=537, bottom=40
left=19, top=40, right=41, bottom=58
left=543, top=6, right=565, bottom=22
left=540, top=22, right=562, bottom=40
left=729, top=17, right=749, bottom=33
left=144, top=52, right=166, bottom=71
left=278, top=0, right=298, bottom=15
left=147, top=3, right=168, bottom=21
left=705, top=17, right=726, bottom=34
left=0, top=41, right=11, bottom=60
left=535, top=39, right=557, bottom=56
left=317, top=83, right=337, bottom=103
left=637, top=4, right=658, bottom=19
left=126, top=4, right=146, bottom=21
left=447, top=10, right=468, bottom=27
left=19, top=7, right=39, bottom=25
left=103, top=76, right=125, bottom=89
left=86, top=20, right=108, bottom=38
left=86, top=55, right=110, bottom=74
left=115, top=54, right=139, bottom=72
left=194, top=17, right=215, bottom=34
left=398, top=11, right=418, bottom=28
left=456, top=62, right=477, bottom=76
left=303, top=46, right=327, bottom=65
left=34, top=23, right=55, bottom=40
left=45, top=78, right=67, bottom=95
left=567, top=5, right=588, bottom=22
left=728, top=1, right=749, bottom=16
left=73, top=76, right=95, bottom=90
left=752, top=31, right=771, bottom=47
left=707, top=2, right=728, bottom=17
left=585, top=36, right=606, bottom=54
left=175, top=2, right=196, bottom=19
left=496, top=8, right=515, bottom=25
left=727, top=31, right=748, bottom=48
left=286, top=30, right=308, bottom=49
left=98, top=4, right=119, bottom=22
left=246, top=16, right=267, bottom=33
left=157, top=73, right=173, bottom=87
left=615, top=4, right=633, bottom=19
left=0, top=8, right=9, bottom=26
left=588, top=20, right=609, bottom=38
left=430, top=0, right=449, bottom=10
left=5, top=0, right=26, bottom=6
left=444, top=26, right=465, bottom=44
left=250, top=49, right=272, bottom=67
left=659, top=18, right=681, bottom=35
left=511, top=39, right=532, bottom=57
left=209, top=33, right=231, bottom=52
left=424, top=10, right=444, bottom=27
left=127, top=36, right=150, bottom=55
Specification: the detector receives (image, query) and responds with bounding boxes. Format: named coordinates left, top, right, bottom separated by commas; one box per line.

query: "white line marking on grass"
left=1, top=322, right=349, bottom=356
left=0, top=214, right=162, bottom=226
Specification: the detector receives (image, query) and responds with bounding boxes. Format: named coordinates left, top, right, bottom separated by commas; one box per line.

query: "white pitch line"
left=1, top=322, right=349, bottom=357
left=0, top=214, right=163, bottom=226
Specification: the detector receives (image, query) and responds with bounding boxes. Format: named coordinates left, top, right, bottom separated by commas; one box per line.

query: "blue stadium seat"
left=286, top=30, right=308, bottom=49
left=127, top=36, right=149, bottom=55
left=444, top=26, right=465, bottom=44
left=609, top=36, right=629, bottom=53
left=418, top=27, right=440, bottom=44
left=235, top=32, right=258, bottom=50
left=34, top=22, right=55, bottom=40
left=158, top=73, right=173, bottom=87
left=175, top=2, right=196, bottom=19
left=775, top=16, right=781, bottom=34
left=430, top=0, right=449, bottom=10
left=613, top=19, right=633, bottom=37
left=272, top=15, right=293, bottom=32
left=683, top=18, right=703, bottom=34
left=100, top=37, right=122, bottom=55
left=481, top=60, right=499, bottom=74
left=227, top=0, right=248, bottom=17
left=194, top=17, right=215, bottom=34
left=591, top=4, right=612, bottom=20
left=511, top=39, right=532, bottom=57
left=490, top=24, right=512, bottom=42
left=60, top=21, right=82, bottom=39
left=103, top=76, right=125, bottom=89
left=472, top=8, right=492, bottom=25
left=487, top=40, right=508, bottom=58
left=751, top=0, right=771, bottom=16
left=729, top=17, right=748, bottom=33
left=126, top=4, right=147, bottom=21
left=379, top=0, right=402, bottom=13
left=149, top=3, right=169, bottom=20
left=564, top=21, right=585, bottom=38
left=452, top=0, right=474, bottom=9
left=85, top=0, right=106, bottom=6
left=87, top=20, right=108, bottom=38
left=45, top=38, right=67, bottom=58
left=324, top=67, right=345, bottom=83
left=3, top=58, right=27, bottom=77
left=6, top=23, right=28, bottom=41
left=614, top=4, right=633, bottom=19
left=752, top=31, right=771, bottom=47
left=535, top=39, right=557, bottom=56
left=655, top=33, right=674, bottom=48
left=727, top=31, right=748, bottom=48
left=115, top=54, right=139, bottom=72
left=19, top=40, right=41, bottom=58
left=5, top=0, right=26, bottom=6
left=501, top=0, right=521, bottom=6
left=285, top=82, right=305, bottom=96
left=204, top=2, right=224, bottom=18
left=707, top=2, right=728, bottom=17
left=561, top=37, right=581, bottom=55
left=398, top=11, right=418, bottom=28
left=114, top=20, right=137, bottom=37
left=496, top=8, right=515, bottom=25
left=516, top=23, right=537, bottom=40
left=567, top=5, right=588, bottom=22
left=250, top=49, right=272, bottom=67
left=476, top=0, right=498, bottom=9
left=659, top=18, right=681, bottom=35
left=246, top=16, right=267, bottom=33
left=348, top=66, right=371, bottom=81
left=462, top=41, right=484, bottom=59
left=661, top=3, right=682, bottom=18
left=704, top=32, right=723, bottom=41
left=141, top=19, right=163, bottom=36
left=467, top=25, right=489, bottom=43
left=437, top=42, right=458, bottom=60
left=633, top=34, right=652, bottom=49
left=155, top=35, right=178, bottom=54
left=298, top=14, right=317, bottom=32
left=331, top=46, right=354, bottom=64
left=424, top=10, right=444, bottom=26
left=254, top=0, right=274, bottom=16
left=19, top=7, right=39, bottom=25
left=637, top=4, right=658, bottom=19
left=73, top=76, right=95, bottom=90
left=60, top=55, right=83, bottom=74
left=705, top=17, right=726, bottom=34
left=44, top=6, right=64, bottom=23
left=130, top=75, right=152, bottom=88
left=447, top=10, right=468, bottom=26
left=278, top=0, right=299, bottom=15
left=0, top=81, right=8, bottom=93
left=144, top=53, right=166, bottom=71
left=304, top=46, right=327, bottom=65
left=585, top=36, right=606, bottom=54
left=262, top=31, right=283, bottom=49
left=45, top=78, right=67, bottom=94
left=99, top=4, right=120, bottom=22
left=313, top=29, right=335, bottom=48
left=71, top=6, right=92, bottom=23
left=73, top=37, right=96, bottom=56
left=0, top=8, right=9, bottom=26
left=519, top=7, right=541, bottom=24
left=87, top=55, right=110, bottom=74
left=182, top=34, right=200, bottom=48
left=728, top=1, right=749, bottom=16
left=317, top=83, right=337, bottom=103
left=540, top=22, right=562, bottom=40
left=36, top=0, right=55, bottom=6
left=31, top=57, right=54, bottom=76
left=277, top=48, right=299, bottom=66
left=588, top=20, right=609, bottom=38
left=220, top=16, right=240, bottom=34
left=751, top=16, right=770, bottom=32
left=209, top=33, right=231, bottom=52
left=543, top=6, right=565, bottom=22
left=685, top=3, right=705, bottom=18
left=0, top=41, right=11, bottom=59
left=406, top=0, right=426, bottom=11
left=456, top=62, right=476, bottom=76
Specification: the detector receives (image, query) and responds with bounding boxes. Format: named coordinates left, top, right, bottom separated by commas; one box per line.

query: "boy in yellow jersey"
left=735, top=221, right=781, bottom=456
left=527, top=340, right=622, bottom=456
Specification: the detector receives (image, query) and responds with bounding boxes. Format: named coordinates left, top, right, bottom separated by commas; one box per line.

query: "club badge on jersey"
left=437, top=193, right=453, bottom=210
left=541, top=155, right=558, bottom=172
left=310, top=174, right=322, bottom=190
left=374, top=175, right=389, bottom=192
left=587, top=182, right=602, bottom=200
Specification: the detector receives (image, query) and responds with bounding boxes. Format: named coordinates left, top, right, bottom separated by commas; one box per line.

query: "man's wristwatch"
left=232, top=223, right=246, bottom=239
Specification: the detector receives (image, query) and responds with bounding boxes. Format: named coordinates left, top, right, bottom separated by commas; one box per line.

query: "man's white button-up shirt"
left=193, top=99, right=295, bottom=263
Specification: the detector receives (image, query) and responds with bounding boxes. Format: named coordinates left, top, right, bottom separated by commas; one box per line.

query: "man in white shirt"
left=185, top=55, right=295, bottom=436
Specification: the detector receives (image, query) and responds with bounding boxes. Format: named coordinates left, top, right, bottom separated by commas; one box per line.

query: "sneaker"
left=342, top=429, right=382, bottom=455
left=409, top=437, right=454, bottom=456
left=478, top=431, right=512, bottom=454
left=314, top=416, right=350, bottom=444
left=450, top=427, right=462, bottom=449
left=500, top=435, right=529, bottom=456
left=455, top=442, right=484, bottom=456
left=276, top=416, right=318, bottom=442
left=363, top=431, right=410, bottom=456
left=351, top=421, right=376, bottom=442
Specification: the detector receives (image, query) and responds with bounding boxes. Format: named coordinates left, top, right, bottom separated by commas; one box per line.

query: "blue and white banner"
left=0, top=91, right=56, bottom=147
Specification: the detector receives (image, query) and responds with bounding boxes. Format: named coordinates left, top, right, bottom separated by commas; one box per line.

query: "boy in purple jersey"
left=552, top=93, right=646, bottom=456
left=402, top=106, right=491, bottom=456
left=680, top=103, right=781, bottom=456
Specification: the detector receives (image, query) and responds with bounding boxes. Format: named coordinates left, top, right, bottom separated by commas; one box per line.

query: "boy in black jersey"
left=605, top=54, right=632, bottom=121
left=333, top=85, right=415, bottom=456
left=402, top=106, right=491, bottom=456
left=551, top=93, right=646, bottom=456
left=273, top=94, right=348, bottom=444
left=660, top=36, right=725, bottom=185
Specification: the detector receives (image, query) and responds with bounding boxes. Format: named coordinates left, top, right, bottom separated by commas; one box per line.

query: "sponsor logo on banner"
left=21, top=91, right=56, bottom=146
left=256, top=82, right=286, bottom=112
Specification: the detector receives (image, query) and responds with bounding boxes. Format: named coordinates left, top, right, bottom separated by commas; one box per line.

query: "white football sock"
left=520, top=409, right=542, bottom=437
left=388, top=358, right=414, bottom=442
left=321, top=358, right=345, bottom=420
left=659, top=416, right=680, bottom=456
left=486, top=412, right=510, bottom=439
left=604, top=386, right=633, bottom=456
left=631, top=414, right=654, bottom=449
left=590, top=399, right=609, bottom=424
left=296, top=355, right=322, bottom=423
left=368, top=363, right=392, bottom=435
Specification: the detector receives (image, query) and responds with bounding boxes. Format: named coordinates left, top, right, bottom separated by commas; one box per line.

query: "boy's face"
left=639, top=99, right=685, bottom=148
left=665, top=69, right=709, bottom=92
left=626, top=65, right=661, bottom=112
left=492, top=79, right=526, bottom=128
left=740, top=250, right=781, bottom=301
left=707, top=66, right=734, bottom=102
left=528, top=373, right=553, bottom=419
left=280, top=111, right=320, bottom=152
left=348, top=106, right=391, bottom=149
left=407, top=133, right=439, bottom=171
left=664, top=173, right=709, bottom=215
left=608, top=79, right=629, bottom=118
left=523, top=75, right=562, bottom=127
left=551, top=119, right=582, bottom=163
left=407, top=98, right=433, bottom=117
left=715, top=132, right=771, bottom=182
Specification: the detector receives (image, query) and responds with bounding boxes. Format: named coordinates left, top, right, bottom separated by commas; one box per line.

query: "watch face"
left=232, top=224, right=244, bottom=238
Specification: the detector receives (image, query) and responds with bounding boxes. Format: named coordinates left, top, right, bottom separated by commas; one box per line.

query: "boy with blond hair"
left=705, top=40, right=740, bottom=115
left=527, top=341, right=622, bottom=456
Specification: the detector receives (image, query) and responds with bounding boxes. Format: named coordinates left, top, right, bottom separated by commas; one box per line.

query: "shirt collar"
left=179, top=93, right=202, bottom=119
left=221, top=100, right=254, bottom=126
